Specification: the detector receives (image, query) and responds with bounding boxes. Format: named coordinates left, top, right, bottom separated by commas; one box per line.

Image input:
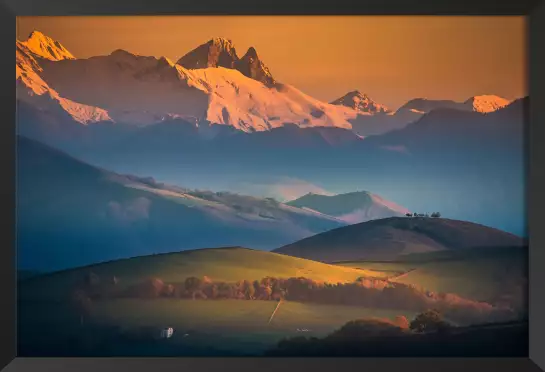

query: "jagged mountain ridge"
left=17, top=31, right=516, bottom=137
left=16, top=32, right=360, bottom=132
left=177, top=37, right=276, bottom=86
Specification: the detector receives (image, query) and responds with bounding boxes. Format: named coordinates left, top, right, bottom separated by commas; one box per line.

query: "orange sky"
left=17, top=16, right=527, bottom=109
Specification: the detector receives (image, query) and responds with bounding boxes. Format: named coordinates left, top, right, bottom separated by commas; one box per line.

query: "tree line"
left=405, top=212, right=442, bottom=218
left=71, top=272, right=516, bottom=327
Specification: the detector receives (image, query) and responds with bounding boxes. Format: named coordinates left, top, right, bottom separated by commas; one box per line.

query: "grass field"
left=17, top=246, right=411, bottom=355
left=19, top=247, right=375, bottom=302
left=335, top=246, right=527, bottom=307
left=334, top=262, right=414, bottom=278
left=18, top=246, right=527, bottom=356
left=19, top=298, right=415, bottom=355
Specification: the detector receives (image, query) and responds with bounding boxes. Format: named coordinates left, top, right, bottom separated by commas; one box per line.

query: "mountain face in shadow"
left=273, top=217, right=524, bottom=262
left=395, top=98, right=467, bottom=114
left=16, top=136, right=346, bottom=272
left=362, top=97, right=526, bottom=158
left=17, top=97, right=526, bottom=237
left=177, top=37, right=240, bottom=69
left=343, top=94, right=512, bottom=137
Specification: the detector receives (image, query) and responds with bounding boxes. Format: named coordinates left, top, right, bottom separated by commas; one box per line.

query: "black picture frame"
left=2, top=0, right=544, bottom=371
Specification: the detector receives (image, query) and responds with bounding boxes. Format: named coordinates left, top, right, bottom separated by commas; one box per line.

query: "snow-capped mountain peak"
left=464, top=95, right=511, bottom=113
left=19, top=30, right=75, bottom=61
left=16, top=34, right=354, bottom=132
left=330, top=90, right=390, bottom=114
left=16, top=32, right=516, bottom=136
left=16, top=33, right=112, bottom=125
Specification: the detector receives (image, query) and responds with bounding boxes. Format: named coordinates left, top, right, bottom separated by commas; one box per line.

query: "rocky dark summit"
left=235, top=47, right=276, bottom=86
left=177, top=37, right=239, bottom=69
left=178, top=38, right=276, bottom=86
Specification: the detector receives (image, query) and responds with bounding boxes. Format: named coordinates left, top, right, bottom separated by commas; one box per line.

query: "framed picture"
left=2, top=0, right=544, bottom=371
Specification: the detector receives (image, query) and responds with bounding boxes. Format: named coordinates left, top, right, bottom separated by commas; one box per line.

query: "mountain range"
left=16, top=31, right=513, bottom=137
left=69, top=98, right=525, bottom=234
left=15, top=30, right=527, bottom=238
left=17, top=31, right=358, bottom=133
left=346, top=93, right=513, bottom=136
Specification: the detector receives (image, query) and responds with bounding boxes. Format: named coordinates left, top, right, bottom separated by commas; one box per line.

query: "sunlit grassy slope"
left=19, top=247, right=374, bottom=302
left=18, top=246, right=526, bottom=355
left=335, top=246, right=527, bottom=307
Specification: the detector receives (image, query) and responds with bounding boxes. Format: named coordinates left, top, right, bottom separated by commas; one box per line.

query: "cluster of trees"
left=267, top=309, right=528, bottom=357
left=405, top=212, right=442, bottom=218
left=70, top=272, right=514, bottom=327
left=409, top=309, right=453, bottom=334
left=332, top=309, right=452, bottom=337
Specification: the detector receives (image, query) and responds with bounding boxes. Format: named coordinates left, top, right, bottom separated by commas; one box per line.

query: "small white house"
left=160, top=327, right=174, bottom=339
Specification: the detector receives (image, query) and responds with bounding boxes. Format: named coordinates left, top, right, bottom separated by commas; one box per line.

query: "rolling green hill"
left=18, top=247, right=372, bottom=302
left=336, top=246, right=527, bottom=310
left=18, top=247, right=405, bottom=355
left=18, top=246, right=526, bottom=356
left=274, top=217, right=524, bottom=262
